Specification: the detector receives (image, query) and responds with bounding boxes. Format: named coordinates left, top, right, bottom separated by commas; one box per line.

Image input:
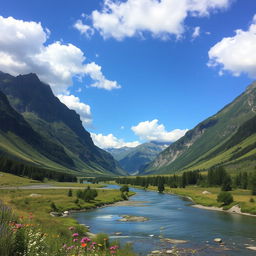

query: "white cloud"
left=131, top=119, right=188, bottom=142
left=208, top=15, right=256, bottom=78
left=88, top=0, right=231, bottom=40
left=57, top=94, right=92, bottom=126
left=74, top=19, right=94, bottom=38
left=0, top=16, right=121, bottom=94
left=91, top=133, right=140, bottom=149
left=84, top=62, right=121, bottom=90
left=192, top=26, right=200, bottom=39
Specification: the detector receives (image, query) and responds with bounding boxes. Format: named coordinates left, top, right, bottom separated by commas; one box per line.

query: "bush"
left=120, top=185, right=129, bottom=193
left=249, top=198, right=255, bottom=203
left=67, top=189, right=73, bottom=197
left=217, top=191, right=233, bottom=205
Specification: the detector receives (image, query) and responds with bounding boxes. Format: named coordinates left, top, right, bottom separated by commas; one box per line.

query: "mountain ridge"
left=0, top=71, right=126, bottom=176
left=143, top=81, right=256, bottom=174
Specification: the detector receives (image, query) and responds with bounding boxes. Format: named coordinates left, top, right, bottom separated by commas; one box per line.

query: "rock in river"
left=118, top=215, right=149, bottom=222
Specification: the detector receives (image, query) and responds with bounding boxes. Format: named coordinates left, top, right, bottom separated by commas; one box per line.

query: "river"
left=72, top=185, right=256, bottom=255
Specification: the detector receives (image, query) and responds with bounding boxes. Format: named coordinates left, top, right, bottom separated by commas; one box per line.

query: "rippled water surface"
left=72, top=185, right=256, bottom=255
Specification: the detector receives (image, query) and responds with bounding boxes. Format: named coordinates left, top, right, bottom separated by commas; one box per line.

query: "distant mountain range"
left=143, top=82, right=256, bottom=174
left=0, top=71, right=126, bottom=177
left=107, top=141, right=169, bottom=174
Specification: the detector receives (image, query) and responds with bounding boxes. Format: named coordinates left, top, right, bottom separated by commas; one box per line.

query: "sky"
left=0, top=0, right=256, bottom=149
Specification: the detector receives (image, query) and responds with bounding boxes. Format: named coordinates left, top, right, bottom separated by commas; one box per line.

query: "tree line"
left=115, top=167, right=256, bottom=195
left=0, top=156, right=77, bottom=182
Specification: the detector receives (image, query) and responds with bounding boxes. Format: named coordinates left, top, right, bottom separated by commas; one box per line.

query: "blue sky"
left=0, top=0, right=256, bottom=148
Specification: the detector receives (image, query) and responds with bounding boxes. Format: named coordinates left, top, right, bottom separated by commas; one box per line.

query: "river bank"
left=115, top=183, right=256, bottom=217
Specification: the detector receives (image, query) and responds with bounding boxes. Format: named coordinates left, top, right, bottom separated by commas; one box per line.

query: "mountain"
left=107, top=142, right=169, bottom=174
left=143, top=82, right=256, bottom=174
left=0, top=71, right=126, bottom=177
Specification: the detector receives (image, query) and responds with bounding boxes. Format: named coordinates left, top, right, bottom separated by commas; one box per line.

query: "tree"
left=221, top=175, right=232, bottom=191
left=250, top=173, right=256, bottom=195
left=120, top=185, right=129, bottom=193
left=158, top=180, right=165, bottom=193
left=217, top=191, right=233, bottom=205
left=68, top=189, right=73, bottom=197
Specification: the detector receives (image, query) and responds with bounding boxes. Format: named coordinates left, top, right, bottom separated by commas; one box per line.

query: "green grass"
left=0, top=183, right=135, bottom=254
left=0, top=172, right=41, bottom=186
left=183, top=134, right=256, bottom=172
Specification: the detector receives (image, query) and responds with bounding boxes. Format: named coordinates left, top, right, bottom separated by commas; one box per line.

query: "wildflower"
left=81, top=237, right=91, bottom=243
left=15, top=223, right=23, bottom=229
left=69, top=226, right=75, bottom=230
left=73, top=238, right=78, bottom=242
left=67, top=245, right=75, bottom=250
left=72, top=233, right=79, bottom=237
left=81, top=243, right=87, bottom=247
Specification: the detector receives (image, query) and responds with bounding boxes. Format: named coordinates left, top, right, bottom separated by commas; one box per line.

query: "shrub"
left=217, top=191, right=233, bottom=205
left=67, top=189, right=73, bottom=197
left=120, top=185, right=129, bottom=193
left=50, top=202, right=58, bottom=212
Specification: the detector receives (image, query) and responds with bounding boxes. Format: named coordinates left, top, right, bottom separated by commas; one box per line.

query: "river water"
left=72, top=185, right=256, bottom=255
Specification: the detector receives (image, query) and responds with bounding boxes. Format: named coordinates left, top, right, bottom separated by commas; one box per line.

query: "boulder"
left=202, top=191, right=211, bottom=195
left=214, top=238, right=222, bottom=243
left=50, top=212, right=62, bottom=217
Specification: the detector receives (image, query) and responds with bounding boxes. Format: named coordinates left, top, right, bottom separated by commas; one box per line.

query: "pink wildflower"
left=72, top=233, right=79, bottom=237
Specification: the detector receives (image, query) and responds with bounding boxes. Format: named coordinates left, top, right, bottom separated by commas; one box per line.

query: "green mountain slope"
left=144, top=82, right=256, bottom=174
left=0, top=71, right=126, bottom=176
left=107, top=142, right=168, bottom=174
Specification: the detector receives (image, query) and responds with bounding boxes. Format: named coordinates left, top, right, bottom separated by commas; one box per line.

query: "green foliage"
left=217, top=191, right=233, bottom=205
left=120, top=185, right=129, bottom=193
left=251, top=173, right=256, bottom=195
left=67, top=189, right=73, bottom=197
left=50, top=202, right=58, bottom=212
left=121, top=192, right=128, bottom=200
left=76, top=186, right=98, bottom=202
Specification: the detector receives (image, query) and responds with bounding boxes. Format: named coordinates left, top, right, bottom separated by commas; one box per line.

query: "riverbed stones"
left=214, top=238, right=222, bottom=243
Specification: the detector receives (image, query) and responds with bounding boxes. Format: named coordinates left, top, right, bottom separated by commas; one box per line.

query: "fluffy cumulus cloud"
left=91, top=133, right=140, bottom=149
left=0, top=16, right=121, bottom=94
left=57, top=94, right=92, bottom=125
left=86, top=0, right=231, bottom=40
left=131, top=119, right=188, bottom=142
left=208, top=15, right=256, bottom=78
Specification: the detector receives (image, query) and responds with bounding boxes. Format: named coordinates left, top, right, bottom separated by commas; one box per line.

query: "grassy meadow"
left=0, top=173, right=136, bottom=256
